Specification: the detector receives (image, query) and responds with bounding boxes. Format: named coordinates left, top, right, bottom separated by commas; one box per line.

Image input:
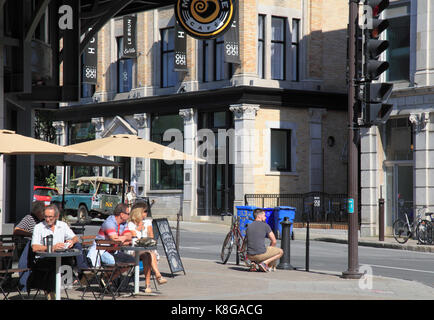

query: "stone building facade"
left=48, top=0, right=349, bottom=222
left=359, top=0, right=434, bottom=236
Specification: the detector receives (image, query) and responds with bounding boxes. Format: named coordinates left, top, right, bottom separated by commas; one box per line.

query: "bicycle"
left=393, top=206, right=425, bottom=244
left=416, top=212, right=433, bottom=245
left=220, top=212, right=250, bottom=266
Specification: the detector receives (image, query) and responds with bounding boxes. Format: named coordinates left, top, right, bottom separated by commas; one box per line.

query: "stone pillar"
left=308, top=108, right=326, bottom=192
left=360, top=126, right=378, bottom=237
left=133, top=113, right=149, bottom=197
left=53, top=121, right=66, bottom=192
left=415, top=0, right=434, bottom=87
left=179, top=108, right=197, bottom=220
left=229, top=104, right=260, bottom=210
left=409, top=112, right=431, bottom=212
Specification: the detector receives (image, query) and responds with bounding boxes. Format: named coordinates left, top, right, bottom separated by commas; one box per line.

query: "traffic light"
left=364, top=0, right=389, bottom=80
left=361, top=0, right=393, bottom=126
left=362, top=82, right=393, bottom=124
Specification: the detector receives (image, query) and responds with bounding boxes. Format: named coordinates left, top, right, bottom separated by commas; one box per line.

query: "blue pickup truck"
left=50, top=176, right=125, bottom=223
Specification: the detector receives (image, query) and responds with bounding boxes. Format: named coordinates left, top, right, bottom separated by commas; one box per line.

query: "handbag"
left=135, top=237, right=157, bottom=247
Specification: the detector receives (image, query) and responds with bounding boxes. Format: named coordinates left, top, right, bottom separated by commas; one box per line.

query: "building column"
left=179, top=108, right=198, bottom=220
left=308, top=108, right=326, bottom=192
left=360, top=126, right=378, bottom=237
left=133, top=113, right=150, bottom=197
left=409, top=112, right=432, bottom=212
left=53, top=121, right=67, bottom=192
left=229, top=104, right=260, bottom=210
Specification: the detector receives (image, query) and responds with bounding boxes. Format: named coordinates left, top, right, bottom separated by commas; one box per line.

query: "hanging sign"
left=175, top=0, right=236, bottom=39
left=82, top=28, right=98, bottom=84
left=224, top=3, right=240, bottom=64
left=122, top=15, right=137, bottom=58
left=174, top=21, right=188, bottom=71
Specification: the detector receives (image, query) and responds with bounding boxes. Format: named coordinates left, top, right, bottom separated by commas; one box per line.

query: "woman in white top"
left=128, top=201, right=167, bottom=293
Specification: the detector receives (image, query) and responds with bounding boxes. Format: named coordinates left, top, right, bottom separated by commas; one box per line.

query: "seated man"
left=246, top=209, right=283, bottom=272
left=87, top=203, right=135, bottom=268
left=13, top=201, right=46, bottom=292
left=28, top=204, right=88, bottom=299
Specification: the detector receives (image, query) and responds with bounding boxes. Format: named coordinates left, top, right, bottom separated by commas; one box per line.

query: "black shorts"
left=113, top=251, right=135, bottom=264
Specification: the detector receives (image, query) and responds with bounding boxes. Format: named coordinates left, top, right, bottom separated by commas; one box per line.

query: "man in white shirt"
left=32, top=205, right=78, bottom=252
left=28, top=204, right=87, bottom=298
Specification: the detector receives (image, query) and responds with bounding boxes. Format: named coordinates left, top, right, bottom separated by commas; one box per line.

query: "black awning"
left=41, top=86, right=347, bottom=122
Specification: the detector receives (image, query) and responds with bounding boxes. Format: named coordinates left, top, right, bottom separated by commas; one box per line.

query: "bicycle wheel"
left=221, top=232, right=234, bottom=264
left=416, top=220, right=429, bottom=244
left=238, top=237, right=251, bottom=267
left=235, top=233, right=243, bottom=266
left=393, top=219, right=410, bottom=244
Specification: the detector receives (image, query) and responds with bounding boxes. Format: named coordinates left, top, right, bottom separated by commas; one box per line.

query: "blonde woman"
left=128, top=201, right=167, bottom=293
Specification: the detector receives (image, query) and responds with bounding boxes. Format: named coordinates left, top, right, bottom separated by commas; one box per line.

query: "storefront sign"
left=174, top=21, right=188, bottom=71
left=224, top=3, right=240, bottom=64
left=82, top=28, right=97, bottom=84
left=122, top=15, right=137, bottom=58
left=175, top=0, right=236, bottom=39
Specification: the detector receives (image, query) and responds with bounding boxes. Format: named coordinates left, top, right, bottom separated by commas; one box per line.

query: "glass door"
left=385, top=161, right=413, bottom=232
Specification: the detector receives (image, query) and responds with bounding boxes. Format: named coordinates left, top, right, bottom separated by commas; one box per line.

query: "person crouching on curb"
left=246, top=209, right=283, bottom=272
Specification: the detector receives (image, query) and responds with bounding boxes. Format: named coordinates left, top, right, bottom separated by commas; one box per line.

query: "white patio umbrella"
left=69, top=134, right=206, bottom=202
left=69, top=134, right=205, bottom=162
left=0, top=129, right=86, bottom=155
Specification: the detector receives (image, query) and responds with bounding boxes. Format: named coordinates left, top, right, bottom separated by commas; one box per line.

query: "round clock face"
left=175, top=0, right=235, bottom=39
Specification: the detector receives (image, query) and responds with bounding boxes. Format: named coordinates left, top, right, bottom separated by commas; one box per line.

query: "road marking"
left=369, top=264, right=434, bottom=274
left=180, top=246, right=202, bottom=250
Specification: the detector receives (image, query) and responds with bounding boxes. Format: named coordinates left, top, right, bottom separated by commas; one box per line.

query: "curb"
left=314, top=237, right=434, bottom=253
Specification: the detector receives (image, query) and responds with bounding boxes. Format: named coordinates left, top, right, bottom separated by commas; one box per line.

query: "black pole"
left=379, top=198, right=385, bottom=241
left=342, top=0, right=362, bottom=279
left=277, top=217, right=294, bottom=270
left=305, top=204, right=311, bottom=272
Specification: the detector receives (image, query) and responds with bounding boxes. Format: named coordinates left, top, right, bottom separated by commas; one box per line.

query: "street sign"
left=348, top=198, right=354, bottom=214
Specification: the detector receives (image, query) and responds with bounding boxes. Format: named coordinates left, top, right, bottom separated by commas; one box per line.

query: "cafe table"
left=36, top=249, right=81, bottom=300
left=120, top=245, right=157, bottom=295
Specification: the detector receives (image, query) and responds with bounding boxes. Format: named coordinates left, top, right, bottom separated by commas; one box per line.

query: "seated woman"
left=128, top=201, right=167, bottom=293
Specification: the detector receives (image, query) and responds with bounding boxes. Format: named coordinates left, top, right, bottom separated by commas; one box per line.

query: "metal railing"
left=244, top=192, right=356, bottom=225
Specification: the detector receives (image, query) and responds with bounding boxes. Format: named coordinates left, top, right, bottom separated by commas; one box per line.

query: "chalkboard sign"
left=154, top=218, right=185, bottom=276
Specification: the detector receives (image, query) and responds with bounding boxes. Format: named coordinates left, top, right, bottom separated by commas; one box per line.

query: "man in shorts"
left=246, top=209, right=283, bottom=272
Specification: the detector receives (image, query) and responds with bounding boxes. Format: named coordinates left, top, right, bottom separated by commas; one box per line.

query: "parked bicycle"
left=220, top=212, right=250, bottom=266
left=416, top=212, right=433, bottom=245
left=393, top=206, right=426, bottom=244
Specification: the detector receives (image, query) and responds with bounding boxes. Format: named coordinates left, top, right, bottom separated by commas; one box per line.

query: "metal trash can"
left=273, top=206, right=296, bottom=239
left=236, top=206, right=257, bottom=237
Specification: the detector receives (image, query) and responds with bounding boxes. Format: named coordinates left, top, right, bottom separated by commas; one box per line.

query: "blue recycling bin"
left=273, top=206, right=296, bottom=239
left=262, top=208, right=275, bottom=231
left=236, top=206, right=257, bottom=237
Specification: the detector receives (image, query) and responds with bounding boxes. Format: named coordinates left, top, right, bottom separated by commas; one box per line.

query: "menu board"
left=154, top=218, right=185, bottom=276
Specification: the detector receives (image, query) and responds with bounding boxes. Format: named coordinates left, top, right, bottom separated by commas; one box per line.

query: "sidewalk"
left=5, top=221, right=433, bottom=301
left=19, top=251, right=433, bottom=301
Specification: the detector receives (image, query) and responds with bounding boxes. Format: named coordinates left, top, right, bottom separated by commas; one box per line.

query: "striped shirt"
left=15, top=214, right=40, bottom=234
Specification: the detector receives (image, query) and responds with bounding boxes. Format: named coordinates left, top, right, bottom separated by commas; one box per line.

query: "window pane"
left=271, top=129, right=290, bottom=171
left=151, top=114, right=184, bottom=190
left=386, top=15, right=410, bottom=81
left=161, top=28, right=176, bottom=87
left=271, top=42, right=284, bottom=80
left=258, top=15, right=265, bottom=79
left=272, top=18, right=284, bottom=41
left=258, top=15, right=264, bottom=39
left=216, top=38, right=224, bottom=80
